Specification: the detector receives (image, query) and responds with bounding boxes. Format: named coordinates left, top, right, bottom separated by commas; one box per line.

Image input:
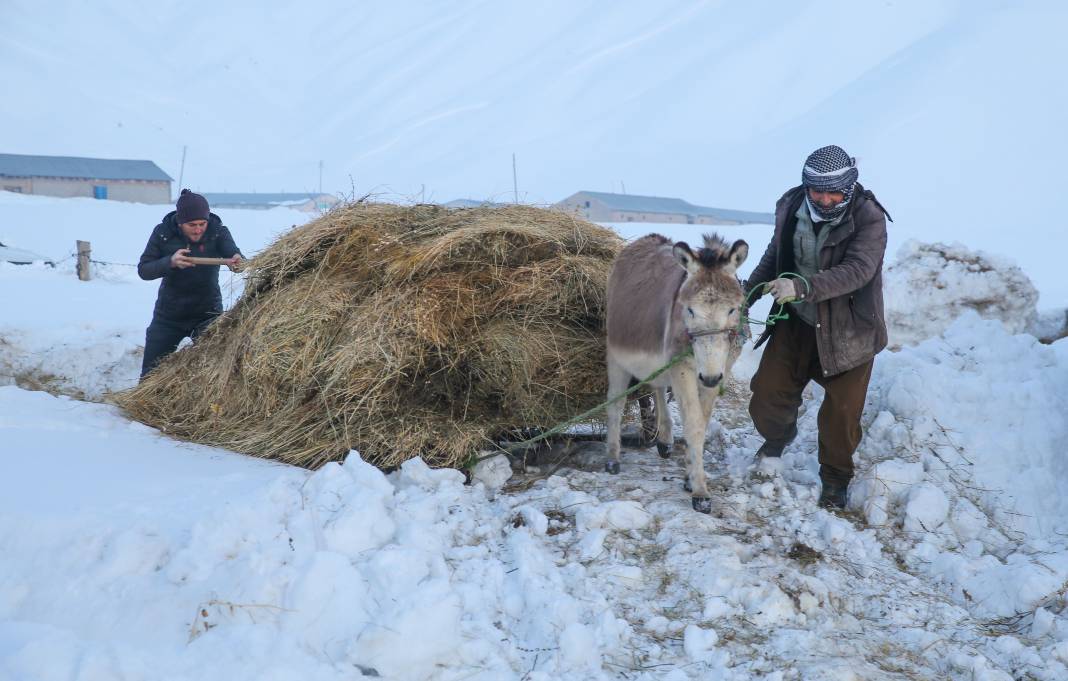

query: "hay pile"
left=116, top=203, right=623, bottom=470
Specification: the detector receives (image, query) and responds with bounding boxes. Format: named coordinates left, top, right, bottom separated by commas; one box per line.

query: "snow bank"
left=0, top=387, right=650, bottom=680
left=852, top=312, right=1068, bottom=621
left=884, top=240, right=1039, bottom=347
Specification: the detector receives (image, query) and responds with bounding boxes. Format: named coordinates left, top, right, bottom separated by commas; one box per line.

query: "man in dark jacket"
left=138, top=189, right=243, bottom=378
left=745, top=145, right=891, bottom=509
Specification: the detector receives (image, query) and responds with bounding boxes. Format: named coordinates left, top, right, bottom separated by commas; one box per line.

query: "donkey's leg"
left=604, top=356, right=630, bottom=475
left=671, top=366, right=711, bottom=513
left=694, top=387, right=721, bottom=492
left=653, top=387, right=673, bottom=458
left=699, top=385, right=719, bottom=432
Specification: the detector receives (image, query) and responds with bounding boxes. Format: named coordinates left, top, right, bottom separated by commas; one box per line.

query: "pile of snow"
left=8, top=380, right=1068, bottom=680
left=852, top=312, right=1068, bottom=620
left=1030, top=307, right=1068, bottom=344
left=737, top=311, right=1068, bottom=677
left=884, top=240, right=1039, bottom=347
left=0, top=389, right=684, bottom=679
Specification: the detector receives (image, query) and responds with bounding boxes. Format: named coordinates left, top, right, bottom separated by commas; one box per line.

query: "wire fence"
left=88, top=257, right=137, bottom=267
left=73, top=250, right=245, bottom=306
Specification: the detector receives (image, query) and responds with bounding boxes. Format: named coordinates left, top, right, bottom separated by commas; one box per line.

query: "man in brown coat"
left=746, top=145, right=891, bottom=509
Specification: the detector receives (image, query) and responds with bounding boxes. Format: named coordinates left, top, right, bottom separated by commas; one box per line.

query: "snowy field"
left=1, top=193, right=1067, bottom=680
left=4, top=0, right=1068, bottom=677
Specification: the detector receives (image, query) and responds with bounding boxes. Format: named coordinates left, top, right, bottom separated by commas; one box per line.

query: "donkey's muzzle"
left=698, top=372, right=723, bottom=389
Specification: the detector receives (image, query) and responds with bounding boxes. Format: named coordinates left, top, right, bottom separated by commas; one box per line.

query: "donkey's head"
left=672, top=234, right=748, bottom=389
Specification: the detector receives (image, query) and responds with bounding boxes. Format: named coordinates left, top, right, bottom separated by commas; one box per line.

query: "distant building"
left=201, top=192, right=339, bottom=213
left=441, top=199, right=507, bottom=209
left=0, top=153, right=172, bottom=203
left=556, top=191, right=774, bottom=225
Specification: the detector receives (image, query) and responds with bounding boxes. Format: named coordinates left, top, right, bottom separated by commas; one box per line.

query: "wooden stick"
left=186, top=257, right=231, bottom=265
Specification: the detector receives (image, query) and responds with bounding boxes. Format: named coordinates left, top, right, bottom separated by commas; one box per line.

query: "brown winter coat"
left=747, top=183, right=891, bottom=377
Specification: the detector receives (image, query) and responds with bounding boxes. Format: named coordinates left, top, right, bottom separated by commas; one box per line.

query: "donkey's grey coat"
left=606, top=234, right=687, bottom=355
left=604, top=233, right=747, bottom=511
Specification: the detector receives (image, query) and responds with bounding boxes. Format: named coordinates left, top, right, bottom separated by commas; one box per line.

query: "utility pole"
left=177, top=145, right=187, bottom=195
left=621, top=181, right=626, bottom=194
left=318, top=160, right=323, bottom=194
left=512, top=153, right=519, bottom=203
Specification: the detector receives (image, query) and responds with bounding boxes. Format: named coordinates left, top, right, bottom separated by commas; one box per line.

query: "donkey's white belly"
left=610, top=347, right=686, bottom=389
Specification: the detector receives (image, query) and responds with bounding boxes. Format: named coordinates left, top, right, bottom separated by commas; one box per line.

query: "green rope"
left=466, top=346, right=695, bottom=468
left=740, top=272, right=811, bottom=329
left=466, top=272, right=813, bottom=471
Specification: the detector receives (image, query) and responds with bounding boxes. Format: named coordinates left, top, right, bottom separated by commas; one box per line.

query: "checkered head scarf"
left=802, top=145, right=858, bottom=221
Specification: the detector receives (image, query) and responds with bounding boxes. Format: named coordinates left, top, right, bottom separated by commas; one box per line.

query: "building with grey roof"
left=441, top=198, right=507, bottom=209
left=201, top=192, right=339, bottom=213
left=556, top=190, right=773, bottom=226
left=0, top=153, right=172, bottom=203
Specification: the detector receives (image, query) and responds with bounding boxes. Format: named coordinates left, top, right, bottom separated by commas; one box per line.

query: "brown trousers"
left=749, top=314, right=873, bottom=476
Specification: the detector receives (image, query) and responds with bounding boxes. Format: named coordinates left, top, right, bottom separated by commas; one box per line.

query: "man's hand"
left=765, top=278, right=799, bottom=304
left=227, top=254, right=243, bottom=272
left=170, top=248, right=194, bottom=269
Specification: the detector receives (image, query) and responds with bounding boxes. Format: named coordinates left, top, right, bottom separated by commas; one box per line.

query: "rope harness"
left=466, top=273, right=812, bottom=469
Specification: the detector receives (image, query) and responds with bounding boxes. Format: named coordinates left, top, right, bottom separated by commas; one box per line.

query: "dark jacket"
left=747, top=183, right=890, bottom=376
left=138, top=211, right=242, bottom=321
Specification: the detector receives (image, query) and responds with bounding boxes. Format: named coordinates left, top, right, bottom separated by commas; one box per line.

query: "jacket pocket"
left=849, top=295, right=875, bottom=328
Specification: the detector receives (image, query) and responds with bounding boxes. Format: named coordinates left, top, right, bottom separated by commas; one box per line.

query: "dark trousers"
left=749, top=314, right=873, bottom=476
left=140, top=313, right=215, bottom=379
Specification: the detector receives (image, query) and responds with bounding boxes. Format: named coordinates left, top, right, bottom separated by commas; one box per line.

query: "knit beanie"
left=175, top=189, right=210, bottom=224
left=801, top=145, right=858, bottom=221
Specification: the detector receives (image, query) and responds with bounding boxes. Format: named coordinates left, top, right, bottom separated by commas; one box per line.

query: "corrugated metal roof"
left=688, top=204, right=775, bottom=224
left=570, top=191, right=774, bottom=224
left=0, top=153, right=172, bottom=182
left=578, top=191, right=695, bottom=214
left=201, top=192, right=331, bottom=206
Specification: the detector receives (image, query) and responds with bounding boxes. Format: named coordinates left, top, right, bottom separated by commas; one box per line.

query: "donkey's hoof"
left=691, top=496, right=712, bottom=514
left=656, top=441, right=671, bottom=458
left=682, top=476, right=692, bottom=493
left=605, top=460, right=621, bottom=475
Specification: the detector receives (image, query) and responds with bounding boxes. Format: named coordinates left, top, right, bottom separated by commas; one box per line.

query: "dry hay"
left=115, top=202, right=624, bottom=470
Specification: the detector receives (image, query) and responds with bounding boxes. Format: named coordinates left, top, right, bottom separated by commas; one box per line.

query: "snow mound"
left=1030, top=307, right=1068, bottom=344
left=885, top=240, right=1039, bottom=347
left=853, top=312, right=1068, bottom=619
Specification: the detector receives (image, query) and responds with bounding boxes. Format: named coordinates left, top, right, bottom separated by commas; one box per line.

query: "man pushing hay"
left=118, top=203, right=623, bottom=471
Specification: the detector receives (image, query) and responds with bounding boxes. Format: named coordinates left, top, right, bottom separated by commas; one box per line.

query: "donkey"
left=605, top=233, right=748, bottom=513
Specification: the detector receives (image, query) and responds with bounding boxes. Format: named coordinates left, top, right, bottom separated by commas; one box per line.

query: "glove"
left=765, top=278, right=799, bottom=304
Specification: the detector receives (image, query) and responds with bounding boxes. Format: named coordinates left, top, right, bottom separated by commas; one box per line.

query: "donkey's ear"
left=672, top=242, right=700, bottom=274
left=725, top=240, right=749, bottom=274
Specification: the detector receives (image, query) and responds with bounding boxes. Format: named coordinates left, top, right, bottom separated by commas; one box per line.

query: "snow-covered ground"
left=2, top=193, right=1067, bottom=680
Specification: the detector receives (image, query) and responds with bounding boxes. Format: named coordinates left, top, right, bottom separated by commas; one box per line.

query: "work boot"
left=756, top=423, right=798, bottom=458
left=818, top=465, right=852, bottom=510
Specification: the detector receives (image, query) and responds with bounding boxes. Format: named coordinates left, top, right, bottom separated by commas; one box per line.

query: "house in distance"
left=200, top=192, right=339, bottom=213
left=556, top=190, right=773, bottom=225
left=0, top=153, right=172, bottom=203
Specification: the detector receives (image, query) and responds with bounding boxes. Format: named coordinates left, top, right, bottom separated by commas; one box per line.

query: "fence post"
left=76, top=240, right=91, bottom=281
